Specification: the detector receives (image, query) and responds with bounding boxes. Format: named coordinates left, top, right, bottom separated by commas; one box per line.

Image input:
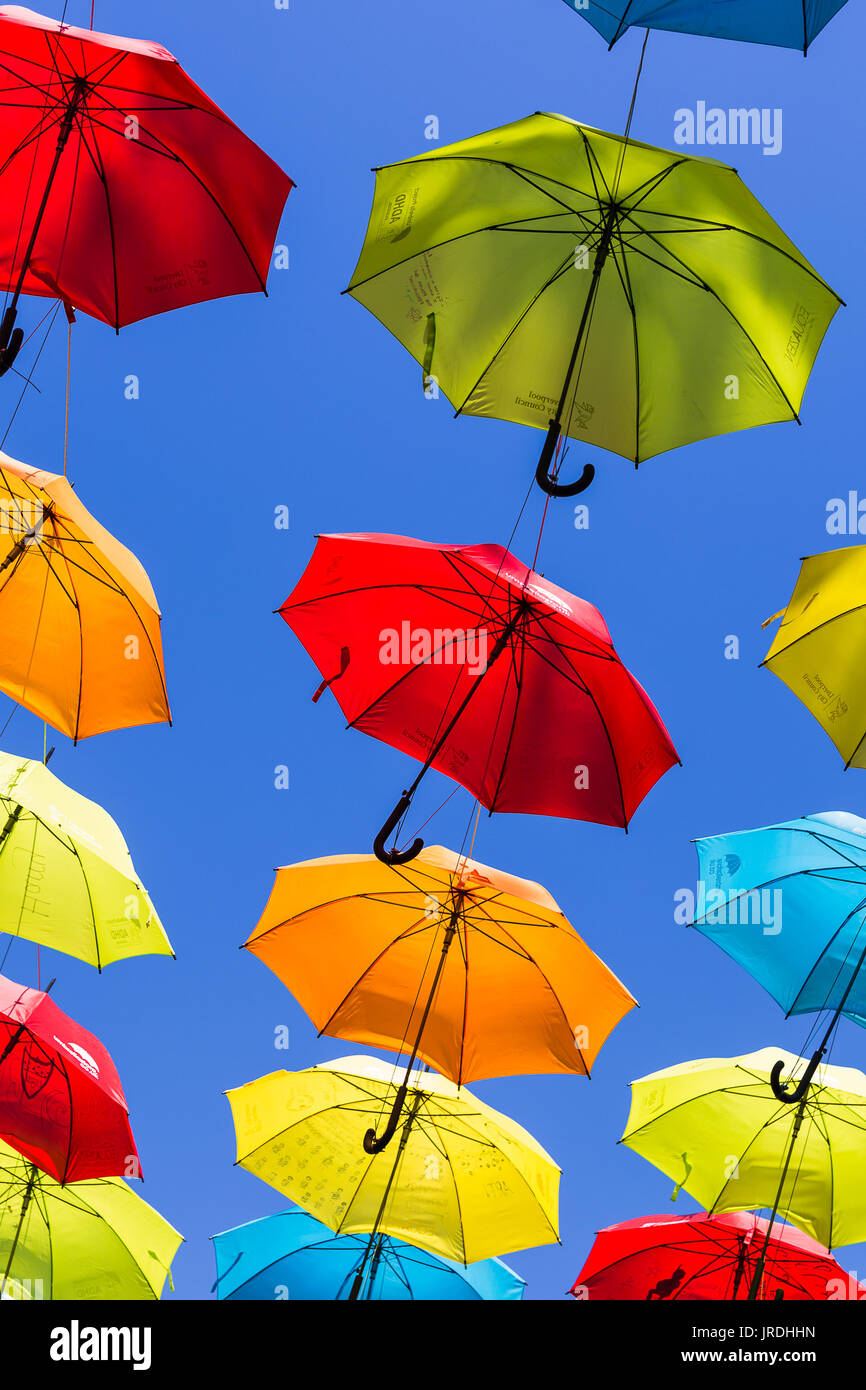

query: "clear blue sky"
left=1, top=0, right=863, bottom=1300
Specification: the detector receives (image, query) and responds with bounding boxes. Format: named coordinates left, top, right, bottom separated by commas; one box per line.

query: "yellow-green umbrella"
left=226, top=1054, right=560, bottom=1265
left=0, top=1139, right=181, bottom=1300
left=621, top=1047, right=866, bottom=1252
left=0, top=750, right=172, bottom=969
left=762, top=546, right=866, bottom=769
left=346, top=113, right=841, bottom=496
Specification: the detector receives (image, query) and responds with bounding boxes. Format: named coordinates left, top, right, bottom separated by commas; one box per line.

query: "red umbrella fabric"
left=0, top=5, right=292, bottom=365
left=571, top=1212, right=866, bottom=1302
left=279, top=533, right=678, bottom=861
left=0, top=972, right=137, bottom=1183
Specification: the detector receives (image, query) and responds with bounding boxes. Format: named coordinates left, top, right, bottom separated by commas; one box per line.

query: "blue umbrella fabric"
left=561, top=0, right=848, bottom=53
left=211, top=1209, right=526, bottom=1301
left=690, top=811, right=866, bottom=1024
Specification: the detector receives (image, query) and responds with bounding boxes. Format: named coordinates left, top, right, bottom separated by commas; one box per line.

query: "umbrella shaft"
left=551, top=204, right=618, bottom=430
left=8, top=83, right=86, bottom=311
left=1, top=1167, right=35, bottom=1294
left=746, top=1103, right=807, bottom=1300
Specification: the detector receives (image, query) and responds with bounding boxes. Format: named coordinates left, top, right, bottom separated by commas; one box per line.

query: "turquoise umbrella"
left=211, top=1209, right=526, bottom=1301
left=562, top=0, right=848, bottom=52
left=690, top=811, right=866, bottom=1102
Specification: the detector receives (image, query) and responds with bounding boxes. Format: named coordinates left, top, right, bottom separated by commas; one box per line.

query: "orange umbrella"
left=243, top=845, right=636, bottom=1150
left=0, top=451, right=169, bottom=741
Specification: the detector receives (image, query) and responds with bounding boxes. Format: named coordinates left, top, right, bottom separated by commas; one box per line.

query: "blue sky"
left=1, top=0, right=864, bottom=1300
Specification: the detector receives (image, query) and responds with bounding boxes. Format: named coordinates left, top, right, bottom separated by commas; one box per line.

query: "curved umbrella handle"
left=0, top=307, right=23, bottom=377
left=363, top=1083, right=408, bottom=1155
left=535, top=420, right=595, bottom=498
left=770, top=1051, right=821, bottom=1105
left=373, top=792, right=423, bottom=866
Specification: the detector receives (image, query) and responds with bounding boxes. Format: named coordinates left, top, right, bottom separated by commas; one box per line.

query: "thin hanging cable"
left=1, top=302, right=61, bottom=449
left=63, top=316, right=71, bottom=476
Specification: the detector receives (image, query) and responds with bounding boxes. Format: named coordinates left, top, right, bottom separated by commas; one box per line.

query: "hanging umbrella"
left=762, top=546, right=866, bottom=770
left=0, top=749, right=172, bottom=968
left=561, top=0, right=849, bottom=53
left=571, top=1211, right=864, bottom=1301
left=0, top=971, right=137, bottom=1183
left=0, top=449, right=170, bottom=740
left=345, top=113, right=840, bottom=496
left=691, top=810, right=866, bottom=1105
left=226, top=1055, right=560, bottom=1267
left=243, top=845, right=636, bottom=1150
left=211, top=1208, right=526, bottom=1301
left=621, top=1047, right=866, bottom=1264
left=0, top=1137, right=180, bottom=1299
left=0, top=5, right=293, bottom=374
left=279, top=532, right=679, bottom=863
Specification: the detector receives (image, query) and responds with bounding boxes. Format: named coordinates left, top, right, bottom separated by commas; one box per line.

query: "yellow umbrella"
left=621, top=1047, right=866, bottom=1251
left=762, top=546, right=866, bottom=768
left=226, top=1055, right=560, bottom=1265
left=0, top=450, right=170, bottom=740
left=0, top=750, right=173, bottom=968
left=243, top=846, right=636, bottom=1091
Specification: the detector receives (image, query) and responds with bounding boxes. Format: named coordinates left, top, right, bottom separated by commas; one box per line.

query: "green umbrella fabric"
left=0, top=1140, right=181, bottom=1300
left=0, top=751, right=173, bottom=969
left=346, top=112, right=841, bottom=479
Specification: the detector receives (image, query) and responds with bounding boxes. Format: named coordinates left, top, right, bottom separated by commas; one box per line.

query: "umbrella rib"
left=631, top=223, right=804, bottom=421
left=76, top=99, right=120, bottom=330
left=483, top=619, right=527, bottom=816
left=762, top=601, right=866, bottom=662
left=608, top=218, right=641, bottom=462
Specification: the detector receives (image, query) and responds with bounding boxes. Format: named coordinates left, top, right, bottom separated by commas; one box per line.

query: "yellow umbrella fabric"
left=621, top=1047, right=866, bottom=1248
left=0, top=1139, right=181, bottom=1300
left=0, top=750, right=173, bottom=968
left=763, top=546, right=866, bottom=769
left=0, top=450, right=170, bottom=740
left=226, top=1054, right=560, bottom=1264
left=243, top=846, right=636, bottom=1084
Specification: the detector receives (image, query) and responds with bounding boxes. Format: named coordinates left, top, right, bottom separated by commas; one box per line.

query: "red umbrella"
left=0, top=6, right=293, bottom=372
left=0, top=971, right=138, bottom=1183
left=571, top=1212, right=865, bottom=1302
left=279, top=533, right=679, bottom=863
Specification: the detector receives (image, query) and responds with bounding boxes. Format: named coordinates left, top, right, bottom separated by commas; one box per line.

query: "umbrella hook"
left=770, top=1049, right=822, bottom=1105
left=536, top=423, right=595, bottom=497
left=373, top=792, right=423, bottom=866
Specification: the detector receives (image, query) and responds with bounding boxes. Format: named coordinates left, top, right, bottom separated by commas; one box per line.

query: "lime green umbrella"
left=0, top=1140, right=181, bottom=1299
left=346, top=113, right=841, bottom=496
left=621, top=1047, right=866, bottom=1256
left=0, top=751, right=172, bottom=969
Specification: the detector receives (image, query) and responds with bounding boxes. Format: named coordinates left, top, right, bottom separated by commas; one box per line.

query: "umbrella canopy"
left=691, top=811, right=866, bottom=1025
left=345, top=113, right=840, bottom=494
left=763, top=546, right=866, bottom=770
left=244, top=845, right=637, bottom=1084
left=0, top=5, right=292, bottom=371
left=212, top=1208, right=526, bottom=1301
left=226, top=1054, right=561, bottom=1264
left=571, top=1211, right=865, bottom=1301
left=621, top=1047, right=866, bottom=1249
left=0, top=449, right=170, bottom=740
left=0, top=972, right=136, bottom=1183
left=0, top=750, right=172, bottom=968
left=0, top=1138, right=180, bottom=1299
left=561, top=0, right=849, bottom=52
left=280, top=532, right=679, bottom=861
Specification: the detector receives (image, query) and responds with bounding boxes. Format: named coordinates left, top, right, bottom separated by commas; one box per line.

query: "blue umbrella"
left=562, top=1, right=848, bottom=53
left=211, top=1210, right=526, bottom=1301
left=690, top=811, right=866, bottom=1102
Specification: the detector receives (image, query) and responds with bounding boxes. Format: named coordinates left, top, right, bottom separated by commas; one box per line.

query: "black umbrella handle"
left=373, top=792, right=423, bottom=866
left=535, top=420, right=595, bottom=498
left=363, top=1083, right=408, bottom=1155
left=0, top=307, right=23, bottom=377
left=770, top=1050, right=822, bottom=1105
